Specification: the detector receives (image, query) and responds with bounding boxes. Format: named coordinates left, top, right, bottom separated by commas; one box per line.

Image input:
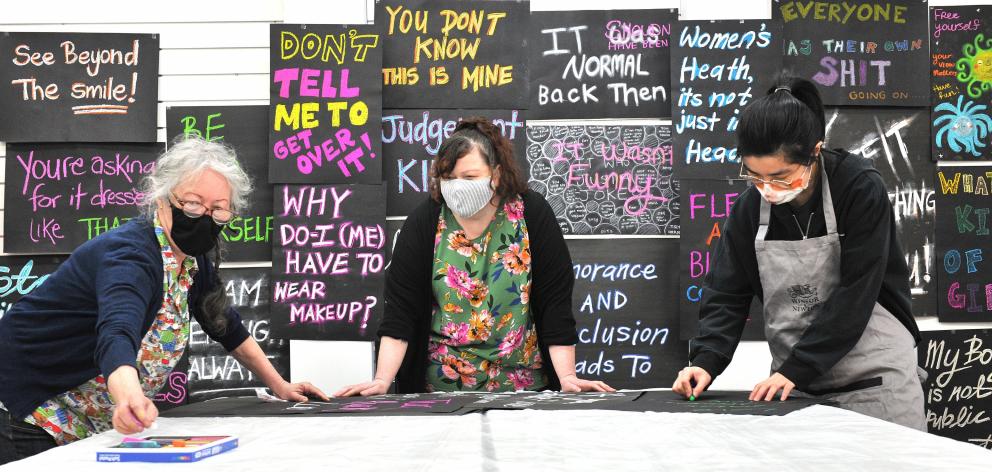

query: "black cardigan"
left=377, top=190, right=579, bottom=393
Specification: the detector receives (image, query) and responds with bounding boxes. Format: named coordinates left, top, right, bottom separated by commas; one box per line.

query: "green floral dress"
left=23, top=216, right=195, bottom=445
left=427, top=197, right=547, bottom=392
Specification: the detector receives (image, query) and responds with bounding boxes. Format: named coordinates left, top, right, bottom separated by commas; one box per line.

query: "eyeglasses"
left=172, top=193, right=236, bottom=225
left=738, top=162, right=812, bottom=190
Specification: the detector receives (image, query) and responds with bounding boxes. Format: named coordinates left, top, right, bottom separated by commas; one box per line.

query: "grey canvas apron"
left=755, top=165, right=926, bottom=431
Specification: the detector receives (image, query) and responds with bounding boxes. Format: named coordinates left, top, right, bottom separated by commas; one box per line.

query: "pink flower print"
left=497, top=326, right=525, bottom=358
left=444, top=265, right=474, bottom=297
left=442, top=322, right=470, bottom=346
left=506, top=369, right=535, bottom=391
left=504, top=199, right=524, bottom=222
left=428, top=341, right=449, bottom=361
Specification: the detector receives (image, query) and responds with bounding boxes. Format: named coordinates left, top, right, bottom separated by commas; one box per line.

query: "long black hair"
left=737, top=76, right=825, bottom=165
left=197, top=240, right=229, bottom=336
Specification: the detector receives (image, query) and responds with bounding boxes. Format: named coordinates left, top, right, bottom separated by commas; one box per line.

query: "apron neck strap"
left=819, top=160, right=838, bottom=235
left=756, top=156, right=838, bottom=239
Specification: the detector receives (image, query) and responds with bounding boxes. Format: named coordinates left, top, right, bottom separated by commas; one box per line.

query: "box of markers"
left=96, top=435, right=238, bottom=463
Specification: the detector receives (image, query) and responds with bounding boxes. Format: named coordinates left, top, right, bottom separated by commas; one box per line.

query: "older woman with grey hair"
left=0, top=136, right=327, bottom=464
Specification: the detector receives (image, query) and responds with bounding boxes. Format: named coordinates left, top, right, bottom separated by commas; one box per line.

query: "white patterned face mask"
left=756, top=181, right=807, bottom=205
left=440, top=176, right=494, bottom=217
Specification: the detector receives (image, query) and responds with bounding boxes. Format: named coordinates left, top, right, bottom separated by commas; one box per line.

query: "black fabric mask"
left=170, top=205, right=223, bottom=256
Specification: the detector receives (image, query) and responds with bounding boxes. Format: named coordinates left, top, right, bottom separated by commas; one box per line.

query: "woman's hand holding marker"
left=672, top=366, right=712, bottom=400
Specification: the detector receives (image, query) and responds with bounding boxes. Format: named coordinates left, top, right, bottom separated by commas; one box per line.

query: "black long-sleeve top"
left=377, top=190, right=579, bottom=393
left=690, top=148, right=920, bottom=391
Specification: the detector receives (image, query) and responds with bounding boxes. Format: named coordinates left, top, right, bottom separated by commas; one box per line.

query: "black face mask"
left=170, top=205, right=224, bottom=256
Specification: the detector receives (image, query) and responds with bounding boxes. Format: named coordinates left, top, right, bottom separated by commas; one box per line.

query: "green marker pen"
left=689, top=395, right=695, bottom=401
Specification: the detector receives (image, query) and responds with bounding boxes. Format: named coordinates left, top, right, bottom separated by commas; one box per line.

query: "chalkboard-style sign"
left=678, top=178, right=765, bottom=341
left=0, top=32, right=159, bottom=142
left=269, top=24, right=382, bottom=184
left=377, top=0, right=529, bottom=109
left=271, top=184, right=386, bottom=340
left=670, top=20, right=782, bottom=180
left=935, top=166, right=992, bottom=322
left=919, top=329, right=992, bottom=450
left=529, top=9, right=677, bottom=119
left=823, top=107, right=937, bottom=317
left=0, top=255, right=65, bottom=322
left=384, top=218, right=404, bottom=270
left=930, top=5, right=992, bottom=161
left=3, top=142, right=162, bottom=254
left=167, top=105, right=274, bottom=262
left=383, top=108, right=526, bottom=217
left=187, top=268, right=289, bottom=402
left=153, top=353, right=189, bottom=411
left=526, top=124, right=679, bottom=235
left=568, top=239, right=688, bottom=389
left=774, top=0, right=929, bottom=106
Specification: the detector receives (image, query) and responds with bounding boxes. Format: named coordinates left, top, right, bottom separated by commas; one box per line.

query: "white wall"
left=2, top=0, right=990, bottom=393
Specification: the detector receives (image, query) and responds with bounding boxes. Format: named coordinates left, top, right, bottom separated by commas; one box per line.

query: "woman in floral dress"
left=337, top=118, right=613, bottom=396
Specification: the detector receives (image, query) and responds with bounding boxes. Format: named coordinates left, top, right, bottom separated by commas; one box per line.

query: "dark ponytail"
left=428, top=116, right=527, bottom=202
left=196, top=239, right=229, bottom=336
left=737, top=75, right=825, bottom=165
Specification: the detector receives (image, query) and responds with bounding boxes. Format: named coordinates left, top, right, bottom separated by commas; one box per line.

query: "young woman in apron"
left=671, top=77, right=926, bottom=430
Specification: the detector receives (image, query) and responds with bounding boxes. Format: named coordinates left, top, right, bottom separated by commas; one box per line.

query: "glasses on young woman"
left=738, top=161, right=813, bottom=190
left=172, top=193, right=236, bottom=225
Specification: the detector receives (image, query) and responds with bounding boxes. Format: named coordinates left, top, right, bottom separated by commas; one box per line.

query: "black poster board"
left=163, top=393, right=476, bottom=417
left=526, top=124, right=679, bottom=235
left=568, top=239, right=688, bottom=389
left=0, top=32, right=158, bottom=142
left=269, top=24, right=382, bottom=184
left=774, top=0, right=929, bottom=106
left=271, top=184, right=386, bottom=340
left=187, top=268, right=289, bottom=402
left=529, top=9, right=676, bottom=119
left=919, top=329, right=992, bottom=449
left=679, top=178, right=765, bottom=340
left=0, top=255, right=65, bottom=321
left=935, top=166, right=992, bottom=322
left=670, top=20, right=782, bottom=180
left=377, top=0, right=529, bottom=109
left=823, top=107, right=937, bottom=317
left=383, top=109, right=525, bottom=217
left=166, top=105, right=273, bottom=262
left=3, top=142, right=162, bottom=253
left=463, top=391, right=642, bottom=411
left=930, top=6, right=992, bottom=161
left=615, top=390, right=826, bottom=415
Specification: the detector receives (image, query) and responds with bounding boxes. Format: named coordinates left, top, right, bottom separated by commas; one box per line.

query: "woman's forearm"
left=374, top=336, right=409, bottom=383
left=548, top=344, right=578, bottom=382
left=231, top=336, right=286, bottom=390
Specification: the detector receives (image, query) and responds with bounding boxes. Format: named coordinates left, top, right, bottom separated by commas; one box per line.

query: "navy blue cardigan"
left=0, top=218, right=250, bottom=420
